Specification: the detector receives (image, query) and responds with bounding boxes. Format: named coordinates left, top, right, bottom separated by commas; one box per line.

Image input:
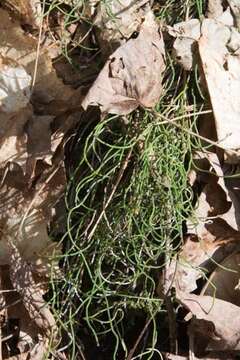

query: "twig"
left=126, top=317, right=152, bottom=360
left=31, top=0, right=46, bottom=92
left=87, top=148, right=132, bottom=241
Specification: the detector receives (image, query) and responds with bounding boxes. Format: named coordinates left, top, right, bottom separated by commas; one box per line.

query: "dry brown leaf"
left=8, top=239, right=56, bottom=335
left=26, top=115, right=54, bottom=168
left=82, top=11, right=165, bottom=115
left=168, top=19, right=201, bottom=70
left=2, top=0, right=42, bottom=28
left=0, top=163, right=65, bottom=265
left=178, top=292, right=240, bottom=351
left=164, top=155, right=240, bottom=293
left=95, top=0, right=150, bottom=53
left=0, top=9, right=73, bottom=267
left=158, top=234, right=224, bottom=294
left=203, top=252, right=240, bottom=306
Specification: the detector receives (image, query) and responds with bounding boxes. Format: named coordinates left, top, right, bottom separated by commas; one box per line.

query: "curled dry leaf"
left=8, top=239, right=56, bottom=335
left=82, top=11, right=165, bottom=115
left=178, top=292, right=240, bottom=351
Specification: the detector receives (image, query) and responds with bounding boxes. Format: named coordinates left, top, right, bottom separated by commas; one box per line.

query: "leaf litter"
left=0, top=4, right=79, bottom=359
left=1, top=0, right=240, bottom=359
left=163, top=1, right=240, bottom=358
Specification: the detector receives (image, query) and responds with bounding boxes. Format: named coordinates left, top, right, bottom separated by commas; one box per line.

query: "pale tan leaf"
left=158, top=234, right=222, bottom=294
left=198, top=19, right=240, bottom=162
left=82, top=11, right=165, bottom=115
left=178, top=292, right=240, bottom=351
left=0, top=107, right=32, bottom=170
left=207, top=0, right=223, bottom=18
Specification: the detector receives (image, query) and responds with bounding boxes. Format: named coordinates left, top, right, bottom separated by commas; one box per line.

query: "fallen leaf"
left=170, top=13, right=240, bottom=161
left=203, top=252, right=240, bottom=306
left=94, top=0, right=150, bottom=54
left=168, top=19, right=201, bottom=70
left=198, top=19, right=240, bottom=162
left=0, top=163, right=65, bottom=265
left=26, top=115, right=54, bottom=168
left=8, top=239, right=56, bottom=335
left=158, top=234, right=223, bottom=294
left=0, top=8, right=74, bottom=106
left=165, top=153, right=240, bottom=293
left=178, top=292, right=240, bottom=351
left=82, top=11, right=165, bottom=115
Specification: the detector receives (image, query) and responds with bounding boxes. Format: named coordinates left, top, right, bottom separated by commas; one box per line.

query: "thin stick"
left=126, top=317, right=152, bottom=360
left=31, top=0, right=46, bottom=92
left=87, top=148, right=132, bottom=241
